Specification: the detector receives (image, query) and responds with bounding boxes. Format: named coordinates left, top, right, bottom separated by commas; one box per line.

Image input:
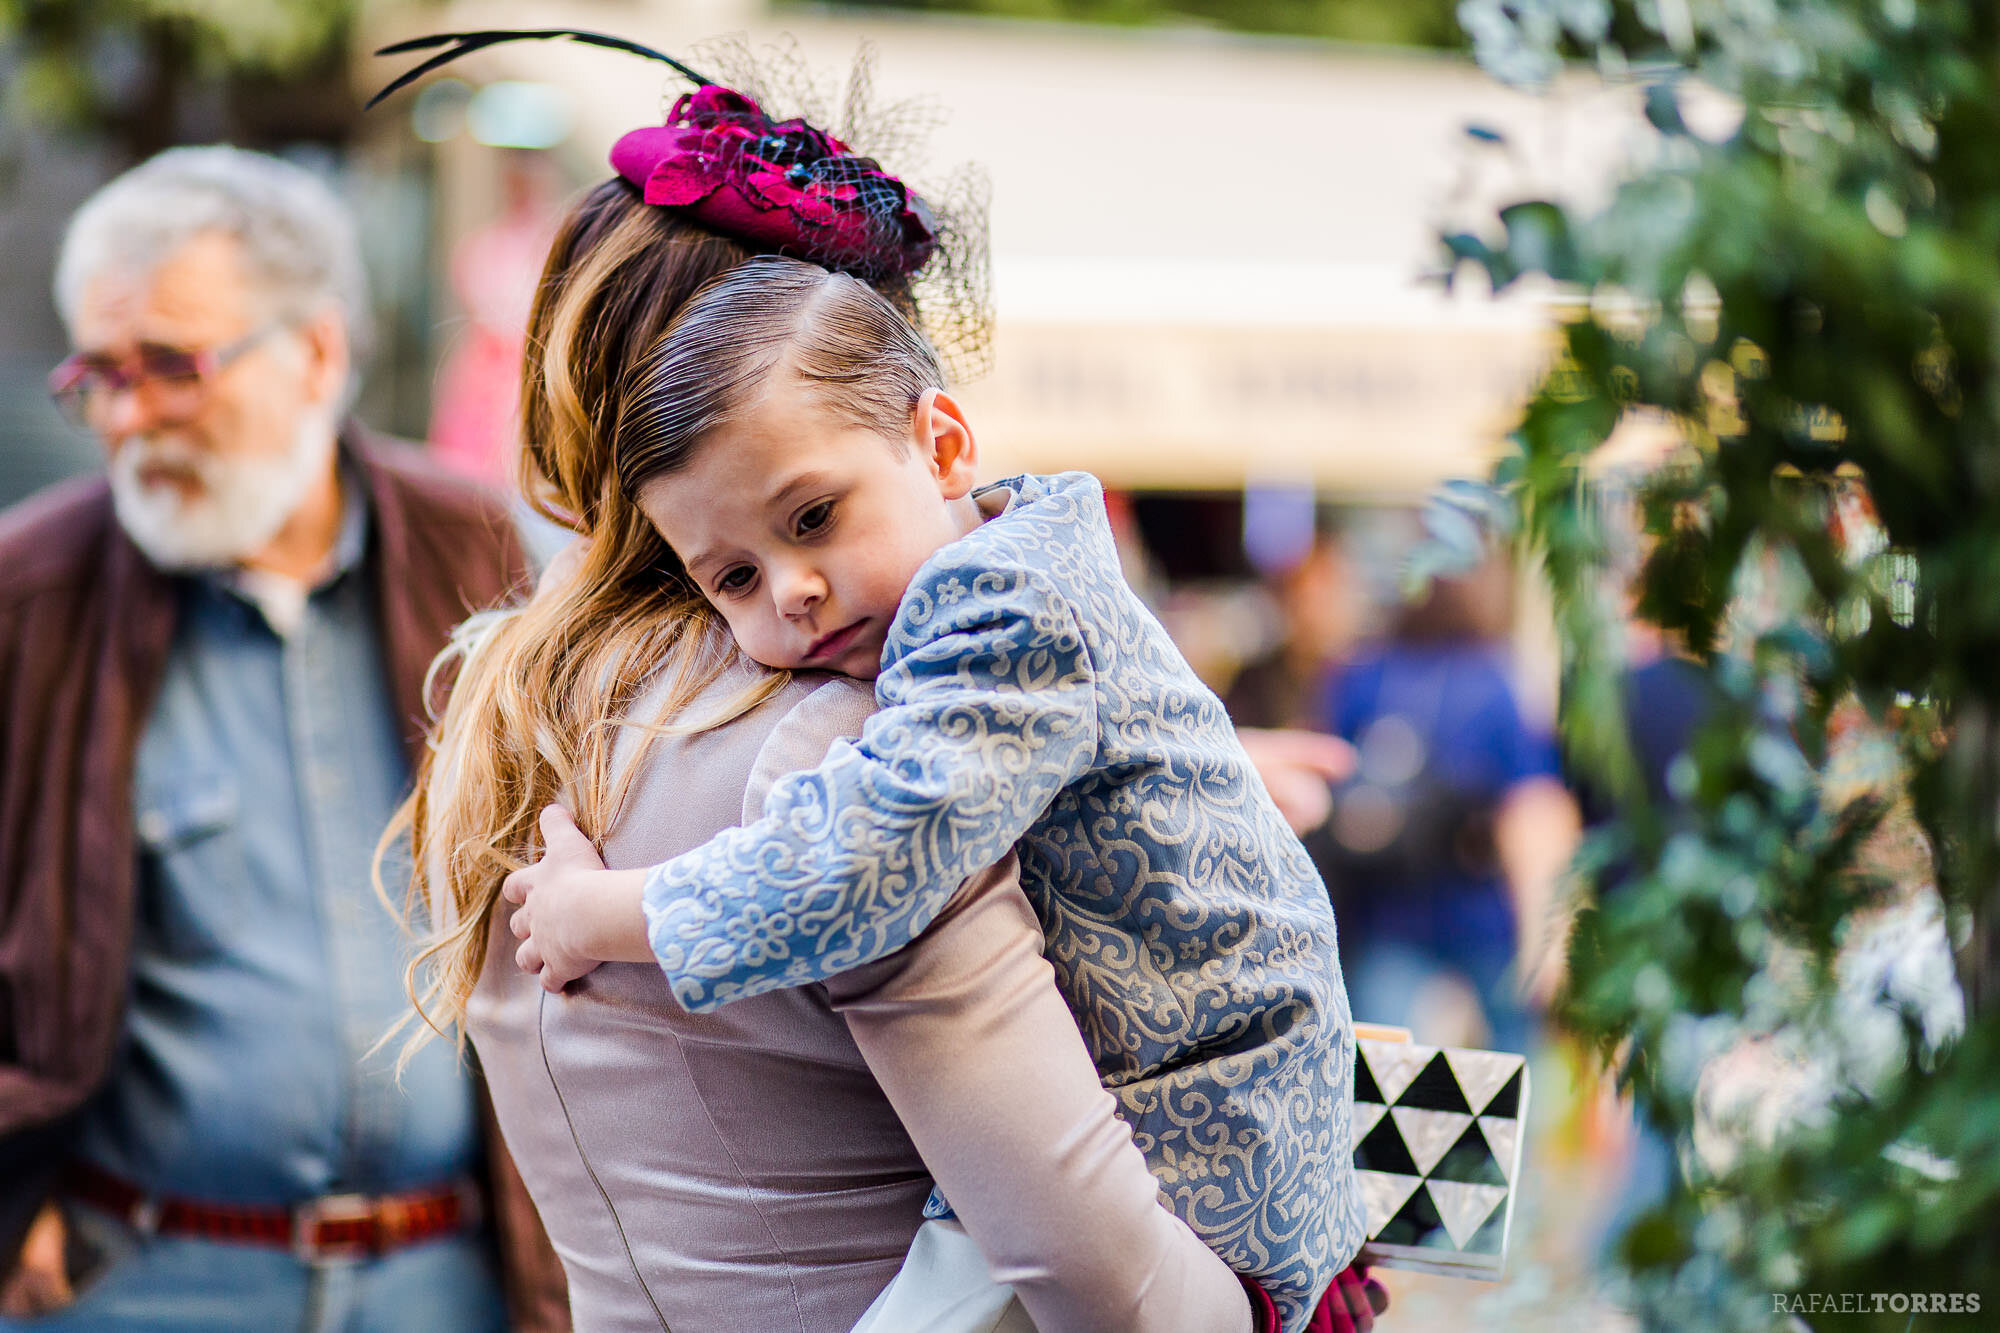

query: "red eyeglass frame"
left=47, top=321, right=285, bottom=425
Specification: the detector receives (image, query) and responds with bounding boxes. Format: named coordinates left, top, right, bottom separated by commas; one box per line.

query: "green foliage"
left=825, top=0, right=1465, bottom=50
left=1447, top=0, right=2000, bottom=1325
left=2, top=0, right=352, bottom=137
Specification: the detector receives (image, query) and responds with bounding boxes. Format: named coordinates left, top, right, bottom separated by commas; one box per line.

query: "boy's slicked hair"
left=613, top=255, right=945, bottom=499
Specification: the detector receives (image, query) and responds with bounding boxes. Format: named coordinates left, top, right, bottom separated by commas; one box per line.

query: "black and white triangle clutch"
left=1351, top=1028, right=1529, bottom=1278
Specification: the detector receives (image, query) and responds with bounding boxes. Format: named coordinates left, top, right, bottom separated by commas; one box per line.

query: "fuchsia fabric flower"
left=611, top=86, right=935, bottom=281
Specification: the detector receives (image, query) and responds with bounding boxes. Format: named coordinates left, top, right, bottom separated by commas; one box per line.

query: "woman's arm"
left=1495, top=774, right=1583, bottom=1005
left=824, top=856, right=1253, bottom=1333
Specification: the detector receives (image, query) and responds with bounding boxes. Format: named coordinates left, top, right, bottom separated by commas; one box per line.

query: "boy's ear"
left=914, top=388, right=979, bottom=500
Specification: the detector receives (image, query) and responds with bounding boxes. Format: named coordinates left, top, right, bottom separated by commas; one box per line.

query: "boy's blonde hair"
left=613, top=255, right=946, bottom=499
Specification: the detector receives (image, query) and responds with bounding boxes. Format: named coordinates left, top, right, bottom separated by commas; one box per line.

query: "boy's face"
left=638, top=373, right=980, bottom=680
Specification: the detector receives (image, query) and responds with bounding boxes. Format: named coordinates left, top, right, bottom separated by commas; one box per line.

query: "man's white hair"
left=54, top=145, right=374, bottom=373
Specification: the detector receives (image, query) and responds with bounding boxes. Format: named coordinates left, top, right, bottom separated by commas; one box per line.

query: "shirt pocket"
left=133, top=774, right=249, bottom=959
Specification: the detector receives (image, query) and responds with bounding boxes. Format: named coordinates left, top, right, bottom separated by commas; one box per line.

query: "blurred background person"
left=1225, top=525, right=1366, bottom=900
left=1317, top=548, right=1578, bottom=1055
left=0, top=146, right=562, bottom=1331
left=1226, top=528, right=1364, bottom=731
left=1575, top=570, right=1712, bottom=1271
left=425, top=149, right=559, bottom=487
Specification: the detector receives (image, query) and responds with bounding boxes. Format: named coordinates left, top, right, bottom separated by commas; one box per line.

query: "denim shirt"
left=643, top=471, right=1361, bottom=1329
left=74, top=483, right=479, bottom=1205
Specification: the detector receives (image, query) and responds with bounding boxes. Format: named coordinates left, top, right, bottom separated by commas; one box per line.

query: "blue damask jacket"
left=643, top=471, right=1362, bottom=1325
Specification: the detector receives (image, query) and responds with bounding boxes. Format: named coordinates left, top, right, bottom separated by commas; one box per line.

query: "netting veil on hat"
left=371, top=28, right=992, bottom=382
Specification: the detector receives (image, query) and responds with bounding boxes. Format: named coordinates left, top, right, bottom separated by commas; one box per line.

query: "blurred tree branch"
left=1445, top=0, right=2000, bottom=1323
left=1, top=0, right=359, bottom=159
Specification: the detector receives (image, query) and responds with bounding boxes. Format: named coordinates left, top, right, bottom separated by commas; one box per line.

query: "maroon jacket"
left=0, top=432, right=568, bottom=1328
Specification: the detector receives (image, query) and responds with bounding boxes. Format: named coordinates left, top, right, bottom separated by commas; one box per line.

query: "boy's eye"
left=796, top=501, right=834, bottom=536
left=715, top=566, right=756, bottom=594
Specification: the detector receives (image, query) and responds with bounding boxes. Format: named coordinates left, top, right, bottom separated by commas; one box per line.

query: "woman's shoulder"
left=594, top=668, right=865, bottom=865
left=609, top=659, right=827, bottom=769
left=766, top=672, right=876, bottom=736
left=742, top=674, right=877, bottom=820
left=598, top=665, right=875, bottom=846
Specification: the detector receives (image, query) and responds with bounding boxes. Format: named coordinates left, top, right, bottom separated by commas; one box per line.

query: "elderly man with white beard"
left=0, top=147, right=566, bottom=1331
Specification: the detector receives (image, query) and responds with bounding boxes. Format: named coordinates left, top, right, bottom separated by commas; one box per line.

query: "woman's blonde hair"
left=383, top=179, right=936, bottom=1063
left=380, top=180, right=788, bottom=1061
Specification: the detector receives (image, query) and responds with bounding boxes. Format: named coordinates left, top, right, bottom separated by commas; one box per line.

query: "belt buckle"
left=128, top=1194, right=163, bottom=1236
left=293, top=1192, right=376, bottom=1264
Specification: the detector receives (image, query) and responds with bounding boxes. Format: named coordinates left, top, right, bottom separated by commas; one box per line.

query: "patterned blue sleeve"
left=643, top=565, right=1099, bottom=1011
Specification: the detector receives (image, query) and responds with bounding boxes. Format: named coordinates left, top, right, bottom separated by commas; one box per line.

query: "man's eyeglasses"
left=47, top=322, right=284, bottom=427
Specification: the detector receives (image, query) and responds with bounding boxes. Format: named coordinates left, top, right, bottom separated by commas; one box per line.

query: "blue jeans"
left=1, top=1201, right=507, bottom=1333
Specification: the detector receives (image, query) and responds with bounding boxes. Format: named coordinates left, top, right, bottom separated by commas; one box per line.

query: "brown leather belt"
left=64, top=1162, right=479, bottom=1262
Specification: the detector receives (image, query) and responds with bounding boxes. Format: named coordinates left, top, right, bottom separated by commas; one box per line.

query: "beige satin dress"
left=465, top=668, right=1250, bottom=1333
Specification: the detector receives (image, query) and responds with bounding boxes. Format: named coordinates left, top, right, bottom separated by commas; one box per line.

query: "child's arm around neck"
left=643, top=545, right=1101, bottom=1012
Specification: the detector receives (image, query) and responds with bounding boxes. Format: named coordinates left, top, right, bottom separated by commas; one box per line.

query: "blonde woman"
left=392, top=144, right=1263, bottom=1331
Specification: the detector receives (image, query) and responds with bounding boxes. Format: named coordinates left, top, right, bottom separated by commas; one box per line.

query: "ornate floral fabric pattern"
left=643, top=471, right=1362, bottom=1327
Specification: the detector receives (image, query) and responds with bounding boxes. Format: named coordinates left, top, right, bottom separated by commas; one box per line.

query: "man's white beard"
left=108, top=417, right=338, bottom=571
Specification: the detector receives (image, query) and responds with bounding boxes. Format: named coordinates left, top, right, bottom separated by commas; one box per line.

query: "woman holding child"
left=385, top=32, right=1380, bottom=1333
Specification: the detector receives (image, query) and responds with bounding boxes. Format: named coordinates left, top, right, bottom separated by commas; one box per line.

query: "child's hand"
left=501, top=805, right=652, bottom=992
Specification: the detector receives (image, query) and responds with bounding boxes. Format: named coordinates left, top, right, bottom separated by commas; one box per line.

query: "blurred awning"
left=377, top=1, right=1657, bottom=494
left=952, top=255, right=1564, bottom=494
left=964, top=320, right=1553, bottom=494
